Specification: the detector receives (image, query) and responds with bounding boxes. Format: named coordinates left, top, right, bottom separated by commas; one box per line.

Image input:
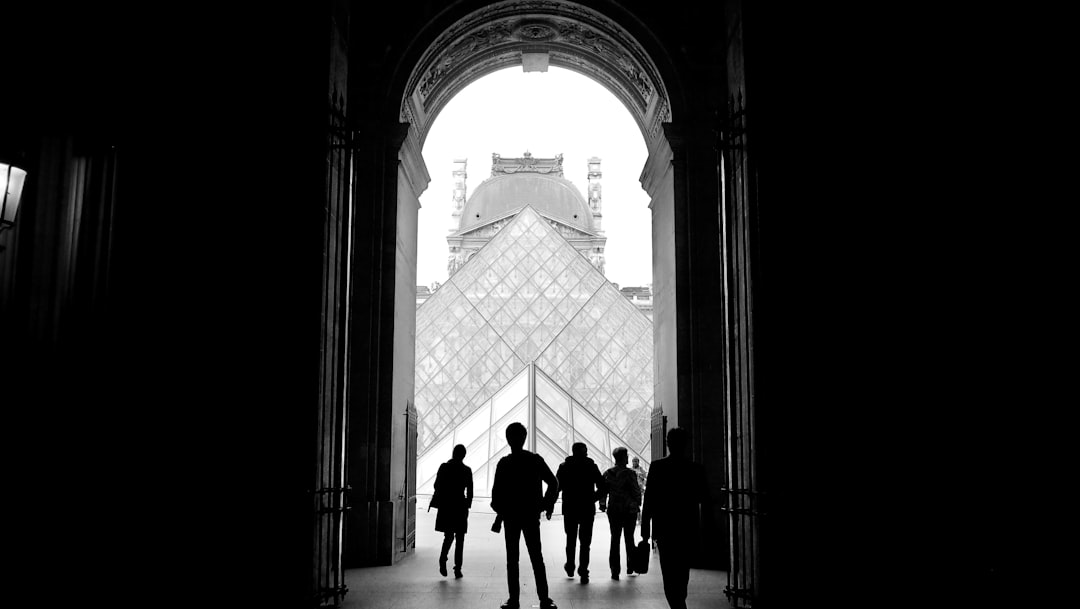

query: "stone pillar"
left=642, top=120, right=729, bottom=570
left=392, top=124, right=429, bottom=563
left=641, top=135, right=679, bottom=448
left=343, top=118, right=421, bottom=567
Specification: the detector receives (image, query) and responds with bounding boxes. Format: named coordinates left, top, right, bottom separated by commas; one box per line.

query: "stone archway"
left=398, top=1, right=672, bottom=149
left=342, top=0, right=730, bottom=581
left=390, top=0, right=687, bottom=465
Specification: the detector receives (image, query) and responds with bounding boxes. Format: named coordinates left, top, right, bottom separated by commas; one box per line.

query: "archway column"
left=642, top=122, right=730, bottom=569
left=343, top=119, right=428, bottom=567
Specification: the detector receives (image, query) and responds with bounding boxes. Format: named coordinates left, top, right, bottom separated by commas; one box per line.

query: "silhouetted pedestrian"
left=431, top=444, right=473, bottom=578
left=640, top=427, right=707, bottom=609
left=555, top=442, right=607, bottom=584
left=600, top=446, right=642, bottom=580
left=491, top=422, right=560, bottom=609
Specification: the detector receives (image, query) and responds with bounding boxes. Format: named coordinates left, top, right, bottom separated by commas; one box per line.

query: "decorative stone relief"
left=555, top=20, right=653, bottom=101
left=404, top=0, right=672, bottom=144
left=589, top=250, right=606, bottom=275
left=418, top=21, right=516, bottom=99
left=518, top=20, right=558, bottom=41
left=650, top=98, right=671, bottom=138
left=545, top=219, right=594, bottom=240
left=399, top=97, right=416, bottom=125
left=491, top=151, right=564, bottom=176
left=464, top=218, right=512, bottom=239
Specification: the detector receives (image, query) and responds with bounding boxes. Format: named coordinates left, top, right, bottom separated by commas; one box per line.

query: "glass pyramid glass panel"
left=415, top=205, right=654, bottom=493
left=415, top=363, right=651, bottom=496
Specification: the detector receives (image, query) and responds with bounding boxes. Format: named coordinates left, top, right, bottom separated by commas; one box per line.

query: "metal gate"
left=311, top=88, right=352, bottom=608
left=401, top=401, right=417, bottom=553
left=719, top=91, right=762, bottom=608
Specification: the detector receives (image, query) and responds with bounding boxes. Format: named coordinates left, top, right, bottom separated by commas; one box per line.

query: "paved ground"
left=343, top=502, right=729, bottom=609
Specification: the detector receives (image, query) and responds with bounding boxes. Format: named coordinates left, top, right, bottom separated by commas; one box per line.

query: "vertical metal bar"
left=528, top=361, right=536, bottom=452
left=333, top=107, right=352, bottom=607
left=335, top=118, right=354, bottom=607
left=311, top=96, right=353, bottom=608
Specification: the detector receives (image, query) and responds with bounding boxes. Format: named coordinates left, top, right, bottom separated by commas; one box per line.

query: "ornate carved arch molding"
left=400, top=0, right=672, bottom=145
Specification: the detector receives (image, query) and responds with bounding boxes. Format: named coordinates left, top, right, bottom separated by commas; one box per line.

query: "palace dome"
left=458, top=172, right=594, bottom=232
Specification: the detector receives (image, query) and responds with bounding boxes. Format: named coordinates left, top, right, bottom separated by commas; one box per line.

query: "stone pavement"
left=343, top=502, right=729, bottom=609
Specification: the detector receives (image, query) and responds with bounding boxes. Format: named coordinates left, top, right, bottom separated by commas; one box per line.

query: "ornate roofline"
left=491, top=151, right=563, bottom=177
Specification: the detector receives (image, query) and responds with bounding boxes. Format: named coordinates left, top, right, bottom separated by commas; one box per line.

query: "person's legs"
left=521, top=520, right=549, bottom=602
left=453, top=531, right=465, bottom=574
left=504, top=520, right=523, bottom=605
left=623, top=514, right=637, bottom=574
left=578, top=514, right=594, bottom=578
left=440, top=532, right=453, bottom=576
left=563, top=516, right=578, bottom=576
left=608, top=516, right=623, bottom=577
left=657, top=538, right=690, bottom=609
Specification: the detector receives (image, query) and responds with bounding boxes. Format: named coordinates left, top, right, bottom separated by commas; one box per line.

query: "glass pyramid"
left=416, top=363, right=650, bottom=496
left=414, top=205, right=654, bottom=491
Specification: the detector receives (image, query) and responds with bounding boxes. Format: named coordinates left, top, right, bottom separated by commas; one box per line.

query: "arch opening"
left=411, top=65, right=656, bottom=543
left=342, top=0, right=694, bottom=576
left=375, top=0, right=686, bottom=569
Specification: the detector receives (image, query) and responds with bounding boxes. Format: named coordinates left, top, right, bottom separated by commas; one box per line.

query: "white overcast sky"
left=417, top=66, right=652, bottom=290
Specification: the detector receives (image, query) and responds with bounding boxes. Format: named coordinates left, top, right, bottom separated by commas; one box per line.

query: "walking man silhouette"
left=555, top=442, right=606, bottom=584
left=491, top=422, right=559, bottom=609
left=640, top=427, right=707, bottom=609
left=600, top=446, right=642, bottom=580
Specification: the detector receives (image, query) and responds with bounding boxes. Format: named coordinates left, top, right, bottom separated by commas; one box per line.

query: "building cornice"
left=398, top=124, right=430, bottom=202
left=640, top=126, right=676, bottom=202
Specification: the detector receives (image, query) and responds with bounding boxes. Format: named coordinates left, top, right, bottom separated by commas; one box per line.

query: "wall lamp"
left=1, top=159, right=27, bottom=234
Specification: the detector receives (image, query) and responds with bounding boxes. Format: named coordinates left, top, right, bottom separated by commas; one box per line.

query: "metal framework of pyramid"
left=416, top=362, right=649, bottom=495
left=414, top=205, right=653, bottom=493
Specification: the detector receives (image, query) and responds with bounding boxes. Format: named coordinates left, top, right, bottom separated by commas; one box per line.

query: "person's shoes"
left=580, top=574, right=589, bottom=584
left=563, top=562, right=575, bottom=577
left=439, top=557, right=447, bottom=577
left=539, top=599, right=558, bottom=609
left=454, top=567, right=463, bottom=579
left=499, top=600, right=520, bottom=609
left=611, top=573, right=619, bottom=580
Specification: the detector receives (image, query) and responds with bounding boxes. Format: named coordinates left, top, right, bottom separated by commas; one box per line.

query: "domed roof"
left=458, top=173, right=593, bottom=232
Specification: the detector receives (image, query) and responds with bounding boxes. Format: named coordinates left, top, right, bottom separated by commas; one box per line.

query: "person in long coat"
left=432, top=443, right=473, bottom=578
left=640, top=428, right=707, bottom=609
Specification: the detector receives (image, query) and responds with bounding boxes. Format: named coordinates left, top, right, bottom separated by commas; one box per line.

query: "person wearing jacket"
left=431, top=443, right=473, bottom=578
left=600, top=446, right=642, bottom=580
left=555, top=442, right=607, bottom=583
left=491, top=422, right=560, bottom=609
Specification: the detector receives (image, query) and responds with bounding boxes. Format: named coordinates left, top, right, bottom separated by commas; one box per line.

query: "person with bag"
left=431, top=443, right=473, bottom=578
left=599, top=446, right=642, bottom=580
left=555, top=442, right=607, bottom=584
left=640, top=427, right=707, bottom=609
